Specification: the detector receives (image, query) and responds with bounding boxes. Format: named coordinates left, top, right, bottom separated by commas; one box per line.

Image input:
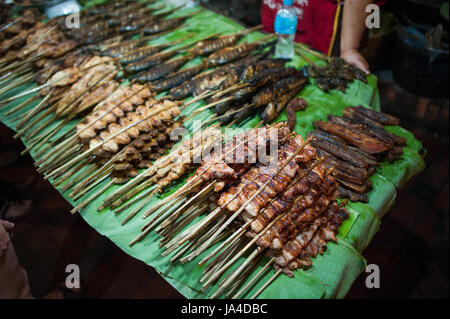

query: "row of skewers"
left=0, top=2, right=399, bottom=298
left=120, top=122, right=350, bottom=298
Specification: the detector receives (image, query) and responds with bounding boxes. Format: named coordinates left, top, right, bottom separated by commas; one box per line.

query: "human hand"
left=0, top=220, right=14, bottom=253
left=340, top=48, right=370, bottom=74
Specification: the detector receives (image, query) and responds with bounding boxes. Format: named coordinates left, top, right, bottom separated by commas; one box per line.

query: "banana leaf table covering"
left=0, top=1, right=426, bottom=299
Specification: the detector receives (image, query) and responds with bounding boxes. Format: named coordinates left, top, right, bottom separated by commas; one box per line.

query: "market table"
left=0, top=1, right=426, bottom=298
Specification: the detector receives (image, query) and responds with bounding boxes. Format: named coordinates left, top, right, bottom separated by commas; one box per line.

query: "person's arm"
left=340, top=0, right=373, bottom=74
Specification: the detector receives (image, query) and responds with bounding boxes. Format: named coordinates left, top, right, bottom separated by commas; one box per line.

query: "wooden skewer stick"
left=61, top=164, right=98, bottom=192
left=0, top=65, right=33, bottom=88
left=15, top=105, right=55, bottom=140
left=162, top=128, right=280, bottom=250
left=14, top=90, right=54, bottom=130
left=225, top=253, right=263, bottom=298
left=22, top=118, right=69, bottom=155
left=196, top=233, right=245, bottom=280
left=217, top=162, right=330, bottom=298
left=36, top=138, right=78, bottom=173
left=99, top=172, right=156, bottom=212
left=197, top=157, right=322, bottom=267
left=158, top=126, right=279, bottom=249
left=70, top=179, right=116, bottom=214
left=33, top=126, right=76, bottom=160
left=158, top=181, right=215, bottom=228
left=203, top=213, right=283, bottom=291
left=102, top=122, right=220, bottom=208
left=69, top=165, right=113, bottom=196
left=53, top=160, right=87, bottom=188
left=198, top=220, right=251, bottom=267
left=24, top=120, right=74, bottom=156
left=294, top=48, right=316, bottom=66
left=232, top=257, right=275, bottom=299
left=71, top=170, right=113, bottom=202
left=39, top=144, right=81, bottom=176
left=0, top=67, right=32, bottom=92
left=250, top=268, right=282, bottom=299
left=187, top=83, right=249, bottom=117
left=4, top=95, right=38, bottom=116
left=114, top=185, right=157, bottom=216
left=209, top=247, right=263, bottom=298
left=128, top=199, right=186, bottom=247
left=0, top=72, right=35, bottom=97
left=51, top=153, right=89, bottom=181
left=295, top=43, right=329, bottom=61
left=160, top=205, right=209, bottom=254
left=103, top=127, right=219, bottom=214
left=69, top=148, right=128, bottom=195
left=34, top=84, right=156, bottom=168
left=198, top=228, right=246, bottom=280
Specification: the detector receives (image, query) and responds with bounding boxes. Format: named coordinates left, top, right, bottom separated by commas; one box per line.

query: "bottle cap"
left=283, top=0, right=294, bottom=5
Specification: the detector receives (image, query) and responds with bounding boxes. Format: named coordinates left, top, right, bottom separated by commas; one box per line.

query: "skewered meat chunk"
left=217, top=134, right=315, bottom=219
left=349, top=106, right=400, bottom=126
left=194, top=125, right=292, bottom=186
left=284, top=203, right=349, bottom=275
left=250, top=163, right=331, bottom=233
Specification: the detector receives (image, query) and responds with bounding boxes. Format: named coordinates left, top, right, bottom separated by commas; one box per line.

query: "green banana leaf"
left=0, top=0, right=426, bottom=299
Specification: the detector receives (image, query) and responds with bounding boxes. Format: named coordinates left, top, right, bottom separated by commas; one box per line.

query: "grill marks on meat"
left=193, top=125, right=292, bottom=191
left=76, top=84, right=179, bottom=158
left=111, top=121, right=183, bottom=183
left=315, top=120, right=390, bottom=154
left=256, top=165, right=335, bottom=249
left=283, top=203, right=349, bottom=275
left=217, top=133, right=316, bottom=219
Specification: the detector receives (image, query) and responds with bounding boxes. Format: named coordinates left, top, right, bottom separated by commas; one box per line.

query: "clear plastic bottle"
left=274, top=0, right=298, bottom=59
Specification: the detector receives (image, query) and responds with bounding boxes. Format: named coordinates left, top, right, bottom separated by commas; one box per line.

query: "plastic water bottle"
left=274, top=0, right=298, bottom=59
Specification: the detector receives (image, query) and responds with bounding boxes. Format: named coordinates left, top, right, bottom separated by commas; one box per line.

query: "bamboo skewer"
left=294, top=48, right=316, bottom=66
left=4, top=95, right=38, bottom=116
left=158, top=182, right=215, bottom=228
left=15, top=105, right=55, bottom=139
left=203, top=213, right=284, bottom=291
left=0, top=72, right=35, bottom=97
left=250, top=268, right=282, bottom=299
left=232, top=257, right=275, bottom=299
left=70, top=179, right=116, bottom=214
left=202, top=103, right=256, bottom=127
left=196, top=156, right=322, bottom=268
left=129, top=199, right=187, bottom=247
left=71, top=170, right=113, bottom=202
left=53, top=160, right=87, bottom=188
left=69, top=148, right=127, bottom=195
left=14, top=90, right=54, bottom=130
left=210, top=247, right=263, bottom=298
left=116, top=186, right=157, bottom=220
left=61, top=165, right=98, bottom=192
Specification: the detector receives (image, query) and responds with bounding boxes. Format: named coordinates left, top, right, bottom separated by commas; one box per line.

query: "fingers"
left=340, top=49, right=371, bottom=75
left=357, top=58, right=371, bottom=75
left=1, top=220, right=15, bottom=230
left=0, top=223, right=11, bottom=252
